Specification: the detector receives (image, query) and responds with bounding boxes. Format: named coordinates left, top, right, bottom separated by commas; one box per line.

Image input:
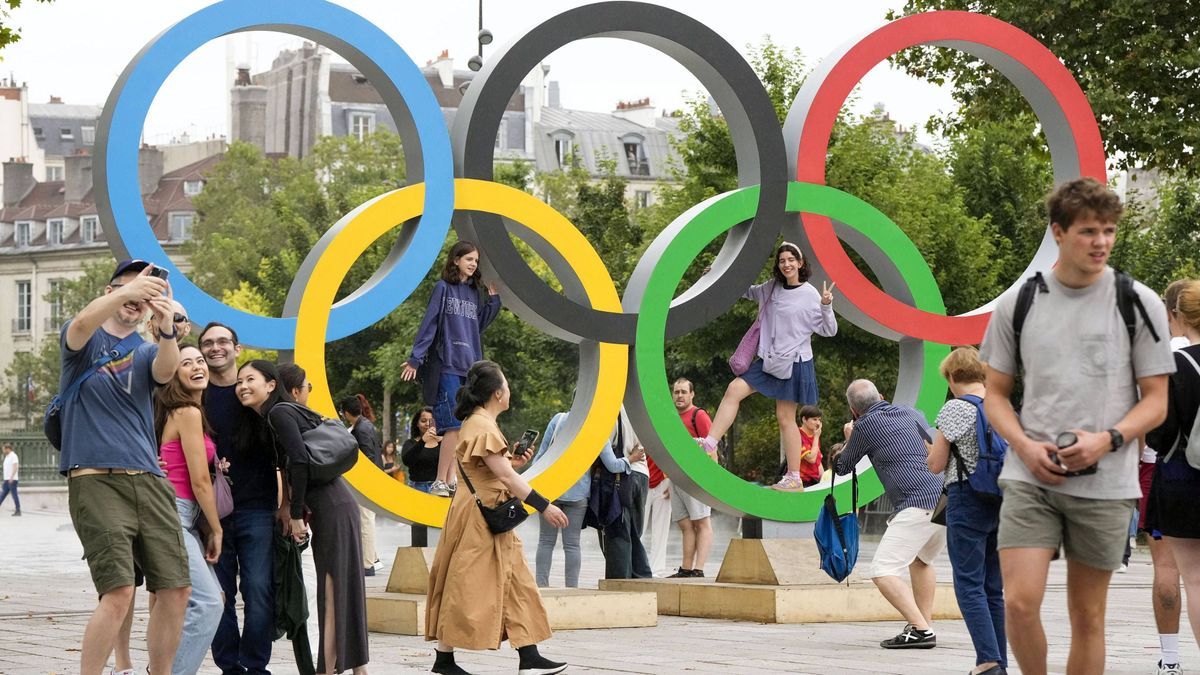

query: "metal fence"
left=2, top=432, right=64, bottom=485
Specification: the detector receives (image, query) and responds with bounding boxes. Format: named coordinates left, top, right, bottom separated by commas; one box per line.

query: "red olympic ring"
left=793, top=11, right=1107, bottom=345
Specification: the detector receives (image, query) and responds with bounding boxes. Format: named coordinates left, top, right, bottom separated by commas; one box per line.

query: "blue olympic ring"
left=93, top=0, right=454, bottom=349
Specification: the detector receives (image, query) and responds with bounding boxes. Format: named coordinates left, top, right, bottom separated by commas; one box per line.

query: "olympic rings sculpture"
left=94, top=0, right=1105, bottom=527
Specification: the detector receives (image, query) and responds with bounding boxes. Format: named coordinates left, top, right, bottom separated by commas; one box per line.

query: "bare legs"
left=706, top=378, right=754, bottom=440
left=677, top=517, right=713, bottom=571
left=146, top=586, right=188, bottom=675
left=436, top=429, right=461, bottom=487
left=81, top=586, right=135, bottom=675
left=1000, top=547, right=1054, bottom=675
left=872, top=560, right=935, bottom=631
left=1165, top=537, right=1200, bottom=647
left=775, top=400, right=801, bottom=472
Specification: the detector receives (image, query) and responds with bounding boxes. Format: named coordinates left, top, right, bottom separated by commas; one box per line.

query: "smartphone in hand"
left=514, top=428, right=540, bottom=458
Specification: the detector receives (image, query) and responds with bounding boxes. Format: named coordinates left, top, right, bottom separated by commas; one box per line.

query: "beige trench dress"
left=424, top=411, right=553, bottom=650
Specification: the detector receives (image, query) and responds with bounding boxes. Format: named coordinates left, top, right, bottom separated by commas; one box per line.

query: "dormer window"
left=81, top=216, right=99, bottom=243
left=48, top=218, right=64, bottom=245
left=184, top=180, right=203, bottom=196
left=15, top=221, right=31, bottom=248
left=551, top=130, right=576, bottom=168
left=621, top=134, right=649, bottom=176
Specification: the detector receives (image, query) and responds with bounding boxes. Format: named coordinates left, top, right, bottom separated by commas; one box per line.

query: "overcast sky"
left=2, top=0, right=958, bottom=145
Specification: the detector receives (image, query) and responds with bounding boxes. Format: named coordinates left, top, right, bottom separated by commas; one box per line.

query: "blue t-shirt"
left=57, top=321, right=162, bottom=475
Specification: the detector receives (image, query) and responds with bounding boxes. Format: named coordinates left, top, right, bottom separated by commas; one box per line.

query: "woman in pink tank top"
left=152, top=344, right=225, bottom=674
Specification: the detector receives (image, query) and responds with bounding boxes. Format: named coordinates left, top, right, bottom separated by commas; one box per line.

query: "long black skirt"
left=307, top=477, right=369, bottom=672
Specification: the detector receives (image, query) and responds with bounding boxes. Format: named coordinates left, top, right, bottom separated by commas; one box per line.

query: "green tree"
left=1111, top=177, right=1200, bottom=292
left=0, top=1, right=53, bottom=57
left=887, top=0, right=1200, bottom=174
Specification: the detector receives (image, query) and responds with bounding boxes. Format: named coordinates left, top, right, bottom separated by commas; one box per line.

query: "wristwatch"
left=1107, top=428, right=1125, bottom=452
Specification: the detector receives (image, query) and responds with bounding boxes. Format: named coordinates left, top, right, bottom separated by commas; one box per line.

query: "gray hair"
left=846, top=379, right=883, bottom=415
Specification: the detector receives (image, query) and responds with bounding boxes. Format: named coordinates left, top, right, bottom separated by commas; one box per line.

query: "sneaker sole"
left=518, top=665, right=567, bottom=675
left=770, top=485, right=804, bottom=492
left=880, top=640, right=936, bottom=649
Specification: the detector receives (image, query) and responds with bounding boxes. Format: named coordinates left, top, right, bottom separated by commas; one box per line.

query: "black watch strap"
left=1107, top=428, right=1124, bottom=452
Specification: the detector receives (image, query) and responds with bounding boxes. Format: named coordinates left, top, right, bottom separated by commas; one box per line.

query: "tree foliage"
left=887, top=0, right=1200, bottom=174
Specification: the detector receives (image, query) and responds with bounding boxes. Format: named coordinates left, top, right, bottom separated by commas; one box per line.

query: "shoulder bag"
left=44, top=332, right=144, bottom=450
left=456, top=456, right=528, bottom=534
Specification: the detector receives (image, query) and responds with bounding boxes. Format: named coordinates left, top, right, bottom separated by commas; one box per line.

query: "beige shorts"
left=997, top=479, right=1136, bottom=572
left=870, top=507, right=946, bottom=579
left=671, top=486, right=711, bottom=522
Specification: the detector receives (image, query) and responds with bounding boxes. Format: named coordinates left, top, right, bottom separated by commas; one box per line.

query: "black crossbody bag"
left=456, top=456, right=528, bottom=534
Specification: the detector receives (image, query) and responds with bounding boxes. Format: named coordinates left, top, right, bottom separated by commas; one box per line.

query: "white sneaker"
left=429, top=480, right=451, bottom=497
left=1117, top=563, right=1129, bottom=573
left=1158, top=660, right=1182, bottom=675
left=111, top=669, right=135, bottom=675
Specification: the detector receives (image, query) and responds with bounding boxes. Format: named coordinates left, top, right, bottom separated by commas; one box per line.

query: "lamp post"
left=468, top=0, right=492, bottom=71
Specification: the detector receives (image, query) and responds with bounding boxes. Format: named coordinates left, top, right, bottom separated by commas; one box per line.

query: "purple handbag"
left=728, top=282, right=773, bottom=376
left=213, top=458, right=233, bottom=519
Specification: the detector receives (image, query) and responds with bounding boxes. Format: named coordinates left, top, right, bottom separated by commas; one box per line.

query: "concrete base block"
left=598, top=577, right=961, bottom=624
left=367, top=588, right=657, bottom=636
left=385, top=547, right=436, bottom=594
left=718, top=538, right=861, bottom=585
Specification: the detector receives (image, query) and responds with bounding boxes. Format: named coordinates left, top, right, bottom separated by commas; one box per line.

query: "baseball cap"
left=110, top=258, right=152, bottom=282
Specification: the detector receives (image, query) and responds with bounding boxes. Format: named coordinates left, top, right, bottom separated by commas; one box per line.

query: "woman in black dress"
left=236, top=360, right=369, bottom=674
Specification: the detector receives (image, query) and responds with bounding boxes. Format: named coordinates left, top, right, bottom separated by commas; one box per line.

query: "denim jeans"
left=409, top=480, right=435, bottom=494
left=946, top=481, right=1007, bottom=668
left=0, top=479, right=18, bottom=511
left=535, top=499, right=588, bottom=587
left=173, top=498, right=224, bottom=675
left=212, top=508, right=275, bottom=674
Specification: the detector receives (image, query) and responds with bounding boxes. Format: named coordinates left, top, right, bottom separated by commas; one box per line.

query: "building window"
left=81, top=126, right=95, bottom=145
left=32, top=127, right=43, bottom=139
left=183, top=180, right=203, bottom=196
left=623, top=138, right=650, bottom=176
left=553, top=137, right=574, bottom=168
left=81, top=216, right=99, bottom=243
left=349, top=112, right=374, bottom=141
left=14, top=221, right=31, bottom=248
left=60, top=127, right=73, bottom=141
left=15, top=280, right=31, bottom=333
left=45, top=165, right=63, bottom=181
left=48, top=279, right=64, bottom=331
left=634, top=190, right=650, bottom=210
left=169, top=212, right=194, bottom=240
left=47, top=219, right=63, bottom=245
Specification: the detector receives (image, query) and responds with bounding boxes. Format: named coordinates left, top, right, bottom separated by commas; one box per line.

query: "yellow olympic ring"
left=294, top=178, right=628, bottom=527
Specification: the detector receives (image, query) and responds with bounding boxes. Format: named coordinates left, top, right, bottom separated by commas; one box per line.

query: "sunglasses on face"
left=173, top=313, right=189, bottom=324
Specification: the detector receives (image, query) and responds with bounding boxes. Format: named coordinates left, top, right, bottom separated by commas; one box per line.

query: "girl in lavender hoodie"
left=697, top=242, right=837, bottom=491
left=402, top=241, right=502, bottom=496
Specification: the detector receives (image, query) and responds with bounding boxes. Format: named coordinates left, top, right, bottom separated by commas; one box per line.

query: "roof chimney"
left=64, top=152, right=92, bottom=203
left=432, top=50, right=454, bottom=89
left=138, top=146, right=163, bottom=197
left=612, top=97, right=656, bottom=127
left=2, top=160, right=34, bottom=207
left=48, top=95, right=62, bottom=104
left=234, top=64, right=252, bottom=86
left=548, top=81, right=561, bottom=109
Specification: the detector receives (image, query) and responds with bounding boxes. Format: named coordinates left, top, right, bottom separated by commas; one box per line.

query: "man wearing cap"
left=60, top=259, right=189, bottom=675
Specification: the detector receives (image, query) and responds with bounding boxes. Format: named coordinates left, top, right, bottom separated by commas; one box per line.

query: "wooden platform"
left=368, top=587, right=658, bottom=636
left=597, top=577, right=961, bottom=623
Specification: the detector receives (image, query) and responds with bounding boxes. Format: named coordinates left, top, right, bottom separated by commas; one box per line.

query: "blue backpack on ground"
left=814, top=469, right=859, bottom=583
left=954, top=394, right=1007, bottom=504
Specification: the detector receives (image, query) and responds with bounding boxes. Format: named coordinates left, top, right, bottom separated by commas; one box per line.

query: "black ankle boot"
left=432, top=649, right=473, bottom=675
left=517, top=644, right=568, bottom=675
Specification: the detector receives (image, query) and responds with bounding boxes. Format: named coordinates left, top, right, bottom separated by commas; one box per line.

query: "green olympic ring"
left=634, top=181, right=950, bottom=521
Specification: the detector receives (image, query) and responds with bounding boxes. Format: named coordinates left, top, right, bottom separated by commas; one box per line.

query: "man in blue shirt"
left=832, top=379, right=946, bottom=650
left=59, top=259, right=187, bottom=675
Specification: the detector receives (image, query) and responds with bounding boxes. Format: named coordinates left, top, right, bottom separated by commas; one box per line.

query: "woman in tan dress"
left=426, top=360, right=570, bottom=675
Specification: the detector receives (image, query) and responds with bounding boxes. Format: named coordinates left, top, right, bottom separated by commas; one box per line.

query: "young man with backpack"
left=668, top=378, right=715, bottom=578
left=928, top=346, right=1008, bottom=675
left=981, top=177, right=1175, bottom=675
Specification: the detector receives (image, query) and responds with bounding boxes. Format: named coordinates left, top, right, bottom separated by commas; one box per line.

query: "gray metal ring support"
left=452, top=1, right=790, bottom=345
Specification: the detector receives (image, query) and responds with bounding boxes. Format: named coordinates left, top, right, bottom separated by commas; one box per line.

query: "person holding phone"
left=425, top=361, right=567, bottom=675
left=403, top=407, right=442, bottom=493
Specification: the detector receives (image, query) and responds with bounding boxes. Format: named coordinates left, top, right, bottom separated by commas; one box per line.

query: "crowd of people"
left=48, top=176, right=1200, bottom=675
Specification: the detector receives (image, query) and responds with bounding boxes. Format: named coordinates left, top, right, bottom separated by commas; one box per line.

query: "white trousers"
left=642, top=478, right=673, bottom=576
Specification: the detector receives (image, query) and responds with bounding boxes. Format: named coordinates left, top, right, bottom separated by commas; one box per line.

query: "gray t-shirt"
left=57, top=322, right=162, bottom=475
left=980, top=267, right=1175, bottom=499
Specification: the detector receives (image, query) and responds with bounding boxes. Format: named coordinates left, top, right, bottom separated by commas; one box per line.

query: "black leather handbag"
left=456, top=458, right=528, bottom=534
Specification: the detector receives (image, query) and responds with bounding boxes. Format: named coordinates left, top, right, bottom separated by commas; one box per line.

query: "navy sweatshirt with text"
left=407, top=279, right=501, bottom=376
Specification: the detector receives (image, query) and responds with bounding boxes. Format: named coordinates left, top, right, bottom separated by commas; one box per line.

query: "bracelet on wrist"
left=524, top=489, right=551, bottom=513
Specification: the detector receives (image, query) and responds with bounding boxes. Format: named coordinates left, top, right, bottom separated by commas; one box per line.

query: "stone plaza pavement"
left=0, top=503, right=1195, bottom=674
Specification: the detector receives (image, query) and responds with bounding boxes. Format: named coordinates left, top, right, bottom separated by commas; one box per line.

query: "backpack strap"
left=1011, top=272, right=1047, bottom=375
left=58, top=332, right=145, bottom=406
left=1115, top=269, right=1161, bottom=345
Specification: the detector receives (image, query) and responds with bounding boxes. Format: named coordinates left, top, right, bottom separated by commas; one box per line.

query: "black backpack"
left=268, top=402, right=359, bottom=484
left=1012, top=269, right=1160, bottom=373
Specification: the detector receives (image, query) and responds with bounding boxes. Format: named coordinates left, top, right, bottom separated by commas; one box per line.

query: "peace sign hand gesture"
left=820, top=281, right=836, bottom=305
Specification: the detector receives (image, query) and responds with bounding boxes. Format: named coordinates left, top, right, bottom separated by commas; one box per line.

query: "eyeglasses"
left=303, top=382, right=313, bottom=392
left=173, top=313, right=189, bottom=324
left=200, top=338, right=236, bottom=349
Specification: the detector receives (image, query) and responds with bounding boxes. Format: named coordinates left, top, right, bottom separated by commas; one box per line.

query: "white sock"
left=1161, top=633, right=1180, bottom=665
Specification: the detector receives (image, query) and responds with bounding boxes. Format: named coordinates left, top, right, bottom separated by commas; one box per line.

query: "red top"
left=647, top=455, right=665, bottom=489
left=799, top=428, right=822, bottom=485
